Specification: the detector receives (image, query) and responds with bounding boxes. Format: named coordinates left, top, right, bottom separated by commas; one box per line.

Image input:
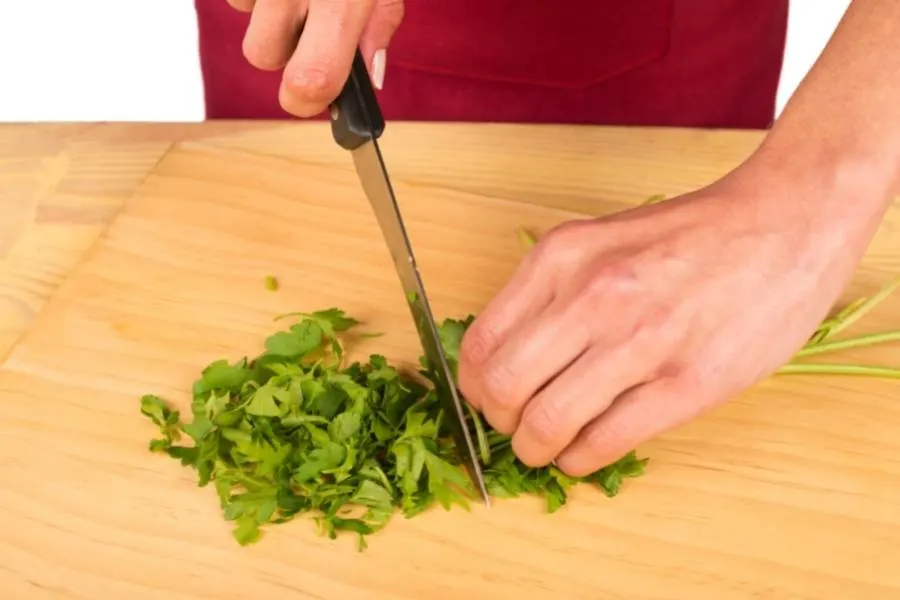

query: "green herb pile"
left=140, top=309, right=647, bottom=549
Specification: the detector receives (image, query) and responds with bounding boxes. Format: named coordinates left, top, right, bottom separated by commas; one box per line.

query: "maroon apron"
left=194, top=0, right=788, bottom=129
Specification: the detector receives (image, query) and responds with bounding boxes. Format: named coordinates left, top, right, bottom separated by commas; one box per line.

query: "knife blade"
left=327, top=49, right=490, bottom=506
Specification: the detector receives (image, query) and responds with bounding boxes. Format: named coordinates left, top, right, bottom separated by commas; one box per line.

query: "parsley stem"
left=834, top=296, right=870, bottom=322
left=642, top=193, right=668, bottom=206
left=818, top=278, right=900, bottom=340
left=777, top=363, right=900, bottom=378
left=465, top=403, right=491, bottom=464
left=516, top=227, right=537, bottom=250
left=795, top=330, right=900, bottom=357
left=808, top=297, right=867, bottom=343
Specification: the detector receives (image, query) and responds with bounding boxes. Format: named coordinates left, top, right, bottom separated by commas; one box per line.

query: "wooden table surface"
left=1, top=122, right=899, bottom=599
left=0, top=123, right=267, bottom=361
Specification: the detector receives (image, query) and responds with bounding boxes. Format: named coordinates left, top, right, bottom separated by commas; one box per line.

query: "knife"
left=327, top=49, right=491, bottom=507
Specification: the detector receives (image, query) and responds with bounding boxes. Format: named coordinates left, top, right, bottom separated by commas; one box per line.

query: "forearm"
left=751, top=0, right=900, bottom=240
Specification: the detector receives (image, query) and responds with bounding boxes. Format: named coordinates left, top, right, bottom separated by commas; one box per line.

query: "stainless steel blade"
left=350, top=139, right=490, bottom=506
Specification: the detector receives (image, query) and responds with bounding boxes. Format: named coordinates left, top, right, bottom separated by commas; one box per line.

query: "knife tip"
left=477, top=487, right=491, bottom=508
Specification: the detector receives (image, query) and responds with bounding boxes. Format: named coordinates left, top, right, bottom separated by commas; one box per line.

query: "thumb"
left=359, top=0, right=405, bottom=90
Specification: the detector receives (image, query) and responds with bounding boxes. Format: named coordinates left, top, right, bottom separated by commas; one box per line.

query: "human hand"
left=226, top=0, right=404, bottom=117
left=457, top=165, right=867, bottom=475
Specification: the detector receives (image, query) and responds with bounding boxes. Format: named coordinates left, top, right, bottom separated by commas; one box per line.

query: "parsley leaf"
left=264, top=321, right=323, bottom=358
left=140, top=394, right=183, bottom=451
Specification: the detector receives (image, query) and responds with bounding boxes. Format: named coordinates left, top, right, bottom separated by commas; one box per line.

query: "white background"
left=0, top=0, right=852, bottom=122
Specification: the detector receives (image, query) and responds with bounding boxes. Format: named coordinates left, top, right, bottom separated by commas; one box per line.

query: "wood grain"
left=0, top=123, right=283, bottom=363
left=2, top=122, right=900, bottom=599
left=0, top=124, right=175, bottom=362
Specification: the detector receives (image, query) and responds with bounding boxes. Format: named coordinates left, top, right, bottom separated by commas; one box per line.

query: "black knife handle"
left=329, top=49, right=386, bottom=150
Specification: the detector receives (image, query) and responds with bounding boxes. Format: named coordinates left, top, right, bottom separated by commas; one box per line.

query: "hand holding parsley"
left=458, top=165, right=877, bottom=476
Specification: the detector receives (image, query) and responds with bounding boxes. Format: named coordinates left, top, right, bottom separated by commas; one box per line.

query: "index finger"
left=280, top=0, right=375, bottom=117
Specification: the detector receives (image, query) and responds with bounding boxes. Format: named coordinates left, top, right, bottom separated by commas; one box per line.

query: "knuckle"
left=579, top=272, right=610, bottom=302
left=654, top=359, right=688, bottom=382
left=547, top=218, right=587, bottom=239
left=539, top=224, right=566, bottom=246
left=528, top=220, right=584, bottom=269
left=520, top=398, right=565, bottom=446
left=460, top=321, right=496, bottom=367
left=555, top=409, right=636, bottom=476
left=630, top=301, right=677, bottom=343
left=527, top=238, right=556, bottom=269
left=584, top=419, right=630, bottom=459
left=667, top=369, right=720, bottom=411
left=480, top=359, right=518, bottom=411
left=582, top=262, right=640, bottom=300
left=316, top=0, right=363, bottom=23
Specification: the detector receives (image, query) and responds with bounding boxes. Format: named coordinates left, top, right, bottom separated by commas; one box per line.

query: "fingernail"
left=372, top=49, right=386, bottom=90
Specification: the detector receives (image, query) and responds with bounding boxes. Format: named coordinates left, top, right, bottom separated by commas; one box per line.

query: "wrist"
left=708, top=130, right=896, bottom=288
left=740, top=127, right=896, bottom=244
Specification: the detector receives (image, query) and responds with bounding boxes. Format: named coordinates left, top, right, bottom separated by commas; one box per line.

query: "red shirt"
left=194, top=0, right=788, bottom=129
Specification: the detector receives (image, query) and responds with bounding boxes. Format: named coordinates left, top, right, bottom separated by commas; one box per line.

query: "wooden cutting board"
left=2, top=122, right=900, bottom=599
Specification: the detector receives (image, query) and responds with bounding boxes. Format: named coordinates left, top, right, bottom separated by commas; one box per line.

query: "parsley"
left=141, top=308, right=648, bottom=548
left=516, top=226, right=537, bottom=249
